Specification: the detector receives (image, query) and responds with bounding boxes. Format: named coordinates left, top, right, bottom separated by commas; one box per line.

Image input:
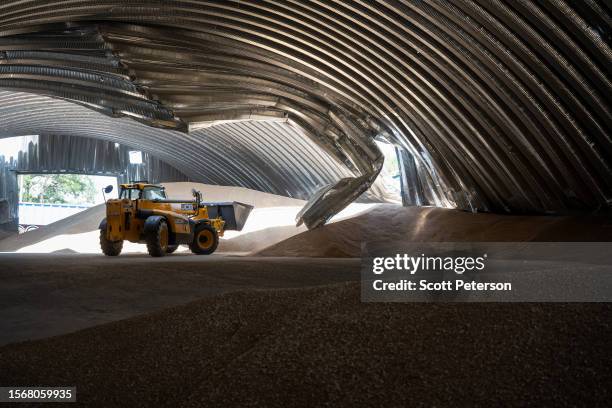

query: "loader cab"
left=118, top=184, right=167, bottom=201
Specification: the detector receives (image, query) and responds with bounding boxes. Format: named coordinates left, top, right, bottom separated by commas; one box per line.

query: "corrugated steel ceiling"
left=0, top=1, right=610, bottom=227
left=0, top=91, right=352, bottom=201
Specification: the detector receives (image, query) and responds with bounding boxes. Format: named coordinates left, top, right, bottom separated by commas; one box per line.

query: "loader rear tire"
left=100, top=230, right=123, bottom=256
left=166, top=244, right=179, bottom=254
left=146, top=218, right=169, bottom=257
left=189, top=224, right=218, bottom=255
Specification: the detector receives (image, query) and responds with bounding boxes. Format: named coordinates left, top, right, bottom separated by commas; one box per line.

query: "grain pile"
left=257, top=205, right=612, bottom=257
left=0, top=282, right=609, bottom=407
left=0, top=204, right=105, bottom=252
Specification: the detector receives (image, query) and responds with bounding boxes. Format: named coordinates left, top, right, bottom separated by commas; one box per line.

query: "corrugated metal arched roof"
left=0, top=1, right=610, bottom=227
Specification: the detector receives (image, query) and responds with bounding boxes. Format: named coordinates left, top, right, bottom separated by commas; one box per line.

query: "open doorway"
left=17, top=174, right=117, bottom=232
left=374, top=140, right=402, bottom=201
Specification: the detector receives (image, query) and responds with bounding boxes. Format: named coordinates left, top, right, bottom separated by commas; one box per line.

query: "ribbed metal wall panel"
left=0, top=156, right=18, bottom=231
left=4, top=133, right=188, bottom=183
left=0, top=1, right=609, bottom=226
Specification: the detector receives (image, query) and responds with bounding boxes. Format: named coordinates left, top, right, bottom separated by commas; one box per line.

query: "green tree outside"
left=20, top=174, right=97, bottom=204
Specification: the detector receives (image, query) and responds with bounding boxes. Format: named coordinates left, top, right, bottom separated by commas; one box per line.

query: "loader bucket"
left=203, top=201, right=254, bottom=231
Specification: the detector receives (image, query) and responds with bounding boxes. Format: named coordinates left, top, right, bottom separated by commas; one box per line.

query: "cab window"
left=120, top=188, right=141, bottom=200
left=142, top=186, right=167, bottom=200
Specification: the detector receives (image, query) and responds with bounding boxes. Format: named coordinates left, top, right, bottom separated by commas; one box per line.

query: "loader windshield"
left=142, top=186, right=167, bottom=200
left=119, top=187, right=141, bottom=200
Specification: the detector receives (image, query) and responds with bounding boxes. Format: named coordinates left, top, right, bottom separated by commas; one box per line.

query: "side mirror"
left=102, top=185, right=114, bottom=202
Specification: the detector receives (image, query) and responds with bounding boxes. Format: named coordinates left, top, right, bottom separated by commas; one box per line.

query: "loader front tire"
left=100, top=230, right=123, bottom=256
left=146, top=218, right=169, bottom=257
left=166, top=244, right=179, bottom=254
left=189, top=224, right=218, bottom=255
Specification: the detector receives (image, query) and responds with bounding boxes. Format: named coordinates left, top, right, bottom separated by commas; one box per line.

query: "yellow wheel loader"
left=99, top=182, right=252, bottom=257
